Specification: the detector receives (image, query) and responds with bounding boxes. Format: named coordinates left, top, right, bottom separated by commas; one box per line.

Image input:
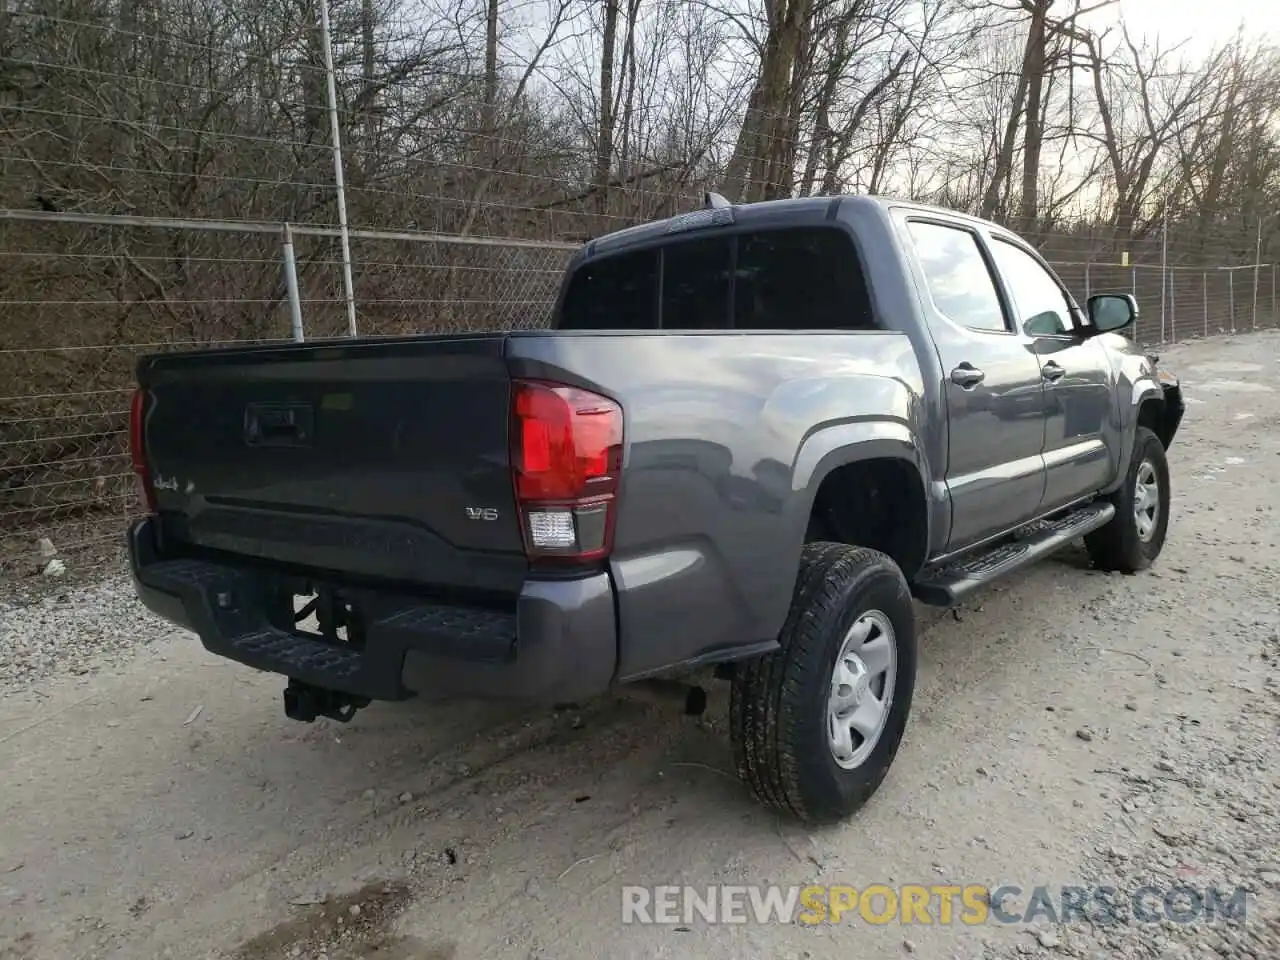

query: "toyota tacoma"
left=127, top=194, right=1184, bottom=824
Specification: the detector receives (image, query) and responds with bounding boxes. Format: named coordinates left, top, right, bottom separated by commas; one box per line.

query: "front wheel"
left=1086, top=426, right=1171, bottom=573
left=730, top=544, right=917, bottom=824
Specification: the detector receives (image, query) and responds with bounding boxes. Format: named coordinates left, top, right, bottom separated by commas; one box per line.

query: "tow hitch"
left=283, top=678, right=370, bottom=723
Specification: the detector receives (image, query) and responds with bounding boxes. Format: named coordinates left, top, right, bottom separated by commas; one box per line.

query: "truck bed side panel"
left=505, top=331, right=926, bottom=679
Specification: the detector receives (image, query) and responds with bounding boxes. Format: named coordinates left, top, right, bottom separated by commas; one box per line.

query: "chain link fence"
left=0, top=212, right=575, bottom=570
left=3, top=204, right=1277, bottom=572
left=2, top=0, right=1277, bottom=572
left=4, top=208, right=1275, bottom=572
left=1052, top=260, right=1279, bottom=343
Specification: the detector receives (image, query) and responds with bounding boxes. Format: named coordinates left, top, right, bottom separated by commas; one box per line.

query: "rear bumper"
left=128, top=518, right=617, bottom=704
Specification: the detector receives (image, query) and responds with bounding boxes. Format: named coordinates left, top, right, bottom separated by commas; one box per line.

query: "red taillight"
left=510, top=379, right=623, bottom=562
left=130, top=388, right=157, bottom=514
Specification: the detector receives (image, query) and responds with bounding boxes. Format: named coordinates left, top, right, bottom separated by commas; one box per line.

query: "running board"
left=911, top=502, right=1115, bottom=607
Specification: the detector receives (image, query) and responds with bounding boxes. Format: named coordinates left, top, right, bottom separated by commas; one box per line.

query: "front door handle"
left=950, top=364, right=985, bottom=389
left=1041, top=361, right=1066, bottom=382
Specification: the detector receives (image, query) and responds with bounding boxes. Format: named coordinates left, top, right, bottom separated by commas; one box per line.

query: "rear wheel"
left=1086, top=426, right=1170, bottom=573
left=730, top=543, right=916, bottom=824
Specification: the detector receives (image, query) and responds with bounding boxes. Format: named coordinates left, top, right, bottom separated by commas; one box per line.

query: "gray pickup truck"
left=128, top=194, right=1184, bottom=824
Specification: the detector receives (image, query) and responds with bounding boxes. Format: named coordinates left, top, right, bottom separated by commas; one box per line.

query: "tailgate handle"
left=244, top=402, right=313, bottom=447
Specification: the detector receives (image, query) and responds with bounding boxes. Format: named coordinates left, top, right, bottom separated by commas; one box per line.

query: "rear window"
left=558, top=227, right=876, bottom=331
left=558, top=248, right=657, bottom=330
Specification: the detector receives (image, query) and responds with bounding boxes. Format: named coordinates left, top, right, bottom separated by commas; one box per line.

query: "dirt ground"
left=2, top=331, right=1279, bottom=960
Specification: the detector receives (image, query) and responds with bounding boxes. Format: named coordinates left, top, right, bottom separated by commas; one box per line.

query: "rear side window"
left=906, top=221, right=1008, bottom=333
left=557, top=227, right=876, bottom=331
left=735, top=229, right=874, bottom=330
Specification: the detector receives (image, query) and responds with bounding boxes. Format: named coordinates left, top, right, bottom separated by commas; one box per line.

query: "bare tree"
left=1079, top=24, right=1228, bottom=242
left=720, top=0, right=815, bottom=202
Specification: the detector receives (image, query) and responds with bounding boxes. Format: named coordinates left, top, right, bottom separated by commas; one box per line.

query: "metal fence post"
left=318, top=0, right=358, bottom=338
left=1202, top=270, right=1208, bottom=337
left=1131, top=268, right=1141, bottom=340
left=1169, top=267, right=1176, bottom=342
left=1255, top=217, right=1263, bottom=331
left=1273, top=264, right=1277, bottom=327
left=281, top=223, right=305, bottom=342
left=1253, top=264, right=1260, bottom=331
left=1084, top=261, right=1091, bottom=302
left=1160, top=212, right=1168, bottom=343
left=1228, top=269, right=1236, bottom=333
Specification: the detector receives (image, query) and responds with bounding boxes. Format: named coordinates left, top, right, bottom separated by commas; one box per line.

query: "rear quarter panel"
left=506, top=331, right=927, bottom=680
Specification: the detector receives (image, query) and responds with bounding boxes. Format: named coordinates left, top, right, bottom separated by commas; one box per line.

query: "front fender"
left=1104, top=376, right=1163, bottom=495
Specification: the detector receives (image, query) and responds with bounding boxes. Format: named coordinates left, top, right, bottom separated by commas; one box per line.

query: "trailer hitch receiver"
left=283, top=678, right=370, bottom=723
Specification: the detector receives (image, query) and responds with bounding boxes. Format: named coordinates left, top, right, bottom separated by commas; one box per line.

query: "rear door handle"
left=950, top=364, right=985, bottom=389
left=1041, top=361, right=1066, bottom=382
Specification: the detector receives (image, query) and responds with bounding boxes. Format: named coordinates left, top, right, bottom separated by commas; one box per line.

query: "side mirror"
left=1087, top=293, right=1138, bottom=333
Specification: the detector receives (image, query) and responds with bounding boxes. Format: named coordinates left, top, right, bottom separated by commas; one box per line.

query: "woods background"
left=1, top=0, right=1277, bottom=566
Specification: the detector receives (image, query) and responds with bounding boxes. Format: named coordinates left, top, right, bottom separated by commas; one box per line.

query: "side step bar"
left=912, top=502, right=1115, bottom=606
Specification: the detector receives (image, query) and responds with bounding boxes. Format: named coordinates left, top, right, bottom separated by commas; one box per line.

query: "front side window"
left=906, top=221, right=1008, bottom=333
left=989, top=237, right=1075, bottom=336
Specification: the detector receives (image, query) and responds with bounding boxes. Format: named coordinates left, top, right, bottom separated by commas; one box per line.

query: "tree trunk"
left=616, top=0, right=640, bottom=183
left=361, top=0, right=377, bottom=148
left=798, top=16, right=849, bottom=197
left=483, top=0, right=499, bottom=132
left=1018, top=0, right=1048, bottom=229
left=766, top=11, right=810, bottom=199
left=979, top=19, right=1036, bottom=221
left=594, top=0, right=620, bottom=212
left=721, top=0, right=814, bottom=202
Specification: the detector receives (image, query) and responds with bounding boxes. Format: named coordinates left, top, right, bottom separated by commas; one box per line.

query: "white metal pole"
left=1229, top=270, right=1235, bottom=333
left=282, top=223, right=305, bottom=342
left=1131, top=266, right=1137, bottom=339
left=1253, top=218, right=1262, bottom=330
left=318, top=0, right=359, bottom=338
left=1160, top=210, right=1168, bottom=343
left=1202, top=270, right=1208, bottom=337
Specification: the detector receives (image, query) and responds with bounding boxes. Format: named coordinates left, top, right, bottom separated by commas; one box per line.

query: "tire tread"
left=730, top=542, right=915, bottom=823
left=1086, top=426, right=1170, bottom=573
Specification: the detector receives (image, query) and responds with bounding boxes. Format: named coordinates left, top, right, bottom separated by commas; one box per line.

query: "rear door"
left=898, top=216, right=1048, bottom=550
left=985, top=235, right=1116, bottom=511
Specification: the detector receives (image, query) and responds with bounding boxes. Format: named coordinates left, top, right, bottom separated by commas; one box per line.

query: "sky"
left=1112, top=0, right=1278, bottom=54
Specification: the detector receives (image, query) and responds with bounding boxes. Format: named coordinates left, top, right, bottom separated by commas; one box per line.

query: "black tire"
left=729, top=543, right=916, bottom=824
left=1085, top=426, right=1170, bottom=573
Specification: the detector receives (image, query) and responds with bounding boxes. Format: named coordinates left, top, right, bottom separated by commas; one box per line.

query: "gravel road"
left=2, top=331, right=1278, bottom=960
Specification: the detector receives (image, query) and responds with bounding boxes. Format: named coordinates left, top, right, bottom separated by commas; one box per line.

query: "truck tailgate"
left=138, top=335, right=527, bottom=594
